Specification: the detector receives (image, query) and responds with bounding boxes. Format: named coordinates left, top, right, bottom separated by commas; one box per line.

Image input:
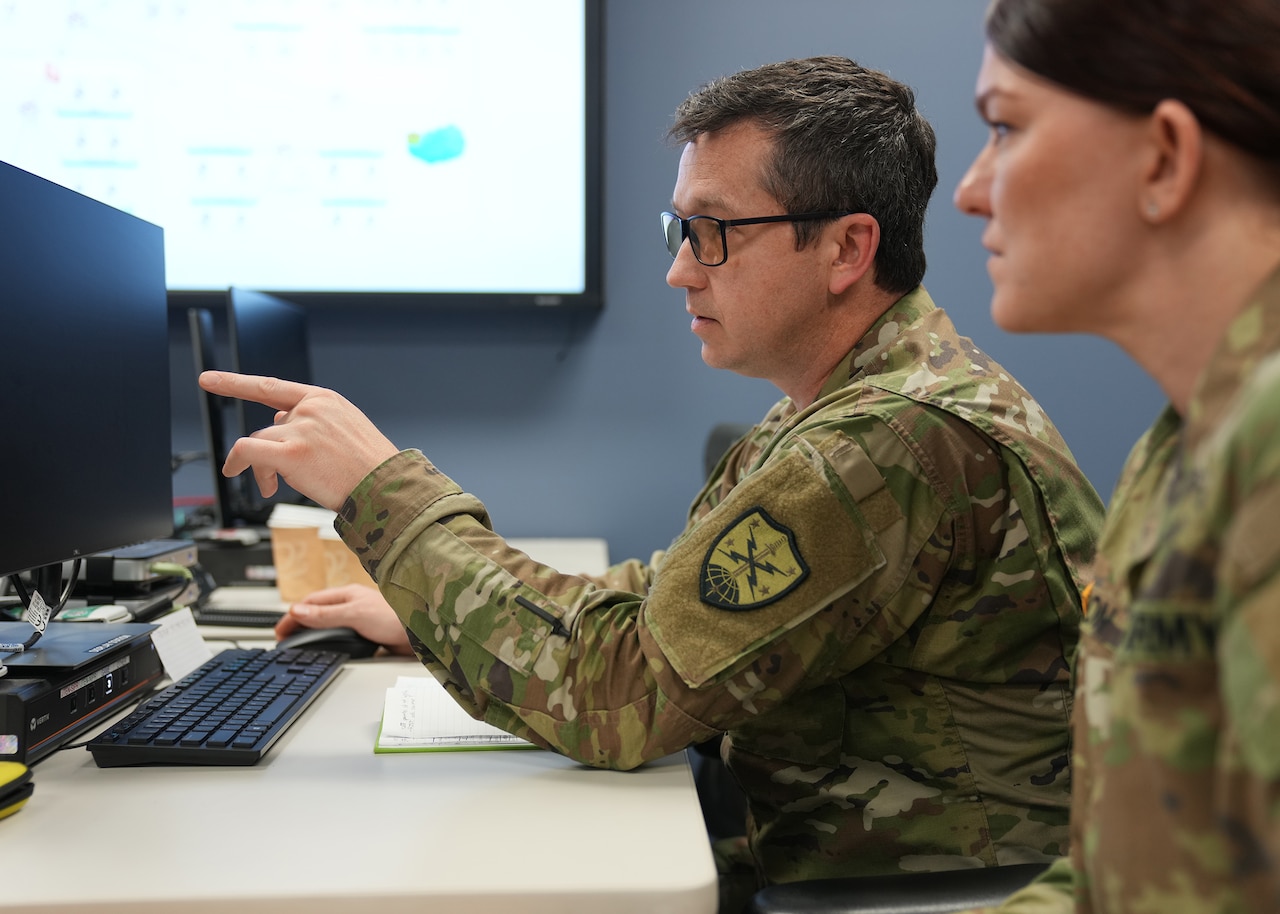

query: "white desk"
left=1, top=659, right=717, bottom=913
left=1, top=538, right=718, bottom=912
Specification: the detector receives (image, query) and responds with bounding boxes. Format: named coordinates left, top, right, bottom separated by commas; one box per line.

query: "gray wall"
left=170, top=0, right=1166, bottom=563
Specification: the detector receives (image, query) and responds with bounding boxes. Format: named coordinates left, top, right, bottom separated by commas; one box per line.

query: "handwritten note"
left=149, top=606, right=214, bottom=680
left=374, top=676, right=535, bottom=753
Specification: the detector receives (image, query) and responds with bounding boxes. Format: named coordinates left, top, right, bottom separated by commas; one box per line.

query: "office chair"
left=704, top=422, right=755, bottom=478
left=746, top=861, right=1051, bottom=914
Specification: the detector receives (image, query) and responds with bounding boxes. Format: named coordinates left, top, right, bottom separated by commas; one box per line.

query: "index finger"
left=198, top=370, right=312, bottom=411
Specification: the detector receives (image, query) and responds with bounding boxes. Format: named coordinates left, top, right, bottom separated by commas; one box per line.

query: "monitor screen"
left=187, top=306, right=237, bottom=530
left=227, top=288, right=312, bottom=523
left=187, top=288, right=313, bottom=528
left=0, top=160, right=173, bottom=582
left=0, top=0, right=603, bottom=309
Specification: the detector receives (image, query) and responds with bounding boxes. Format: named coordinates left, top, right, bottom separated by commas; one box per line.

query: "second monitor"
left=189, top=288, right=313, bottom=528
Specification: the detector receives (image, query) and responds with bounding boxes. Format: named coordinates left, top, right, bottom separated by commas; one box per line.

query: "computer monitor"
left=0, top=160, right=173, bottom=605
left=187, top=307, right=237, bottom=530
left=0, top=1, right=603, bottom=311
left=187, top=288, right=312, bottom=528
left=228, top=288, right=313, bottom=449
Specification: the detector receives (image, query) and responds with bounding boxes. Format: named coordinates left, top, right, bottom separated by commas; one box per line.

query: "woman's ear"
left=1140, top=99, right=1204, bottom=223
left=829, top=213, right=880, bottom=295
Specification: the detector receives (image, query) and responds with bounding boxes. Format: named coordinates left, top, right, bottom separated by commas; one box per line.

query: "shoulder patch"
left=644, top=447, right=891, bottom=687
left=699, top=507, right=809, bottom=611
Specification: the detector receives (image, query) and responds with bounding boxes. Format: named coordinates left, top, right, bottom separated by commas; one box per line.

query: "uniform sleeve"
left=1219, top=576, right=1280, bottom=870
left=1217, top=389, right=1280, bottom=876
left=336, top=431, right=942, bottom=770
left=584, top=554, right=662, bottom=593
left=1219, top=478, right=1280, bottom=873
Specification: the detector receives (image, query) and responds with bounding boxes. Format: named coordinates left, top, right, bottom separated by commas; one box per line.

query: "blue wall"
left=170, top=0, right=1166, bottom=563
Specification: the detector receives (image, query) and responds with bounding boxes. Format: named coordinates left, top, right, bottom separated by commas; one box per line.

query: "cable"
left=7, top=562, right=78, bottom=613
left=0, top=622, right=40, bottom=655
left=1, top=559, right=82, bottom=654
left=149, top=562, right=194, bottom=583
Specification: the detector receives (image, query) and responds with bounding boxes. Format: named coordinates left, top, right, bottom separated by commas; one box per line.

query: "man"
left=202, top=57, right=1102, bottom=911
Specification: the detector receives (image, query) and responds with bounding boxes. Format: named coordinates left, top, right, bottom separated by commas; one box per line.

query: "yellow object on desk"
left=0, top=762, right=33, bottom=821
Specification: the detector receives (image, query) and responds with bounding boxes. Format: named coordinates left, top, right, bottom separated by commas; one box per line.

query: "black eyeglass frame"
left=660, top=210, right=852, bottom=267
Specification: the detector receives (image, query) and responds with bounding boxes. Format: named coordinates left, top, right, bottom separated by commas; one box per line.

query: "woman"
left=953, top=0, right=1280, bottom=911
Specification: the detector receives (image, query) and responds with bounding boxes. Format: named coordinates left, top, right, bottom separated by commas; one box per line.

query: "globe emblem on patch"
left=699, top=507, right=808, bottom=610
left=702, top=563, right=744, bottom=605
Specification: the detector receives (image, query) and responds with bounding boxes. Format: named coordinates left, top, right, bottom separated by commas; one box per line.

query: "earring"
left=1145, top=200, right=1160, bottom=219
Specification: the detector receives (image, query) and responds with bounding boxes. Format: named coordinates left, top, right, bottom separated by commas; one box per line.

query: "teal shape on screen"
left=407, top=125, right=465, bottom=163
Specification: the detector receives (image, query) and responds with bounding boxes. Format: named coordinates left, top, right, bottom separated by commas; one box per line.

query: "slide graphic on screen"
left=408, top=125, right=465, bottom=164
left=0, top=0, right=587, bottom=294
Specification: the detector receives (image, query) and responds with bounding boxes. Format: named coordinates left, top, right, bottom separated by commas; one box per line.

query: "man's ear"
left=829, top=213, right=880, bottom=295
left=1141, top=99, right=1204, bottom=223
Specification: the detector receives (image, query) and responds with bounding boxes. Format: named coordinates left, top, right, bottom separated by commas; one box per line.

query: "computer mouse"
left=275, top=626, right=380, bottom=659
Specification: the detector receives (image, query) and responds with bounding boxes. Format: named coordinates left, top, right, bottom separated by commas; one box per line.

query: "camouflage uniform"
left=963, top=271, right=1280, bottom=914
left=336, top=287, right=1102, bottom=890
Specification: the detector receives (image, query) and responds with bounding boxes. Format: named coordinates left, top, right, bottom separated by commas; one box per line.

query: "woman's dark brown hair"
left=985, top=0, right=1280, bottom=166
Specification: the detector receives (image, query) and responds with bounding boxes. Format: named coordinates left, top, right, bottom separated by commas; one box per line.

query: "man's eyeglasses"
left=660, top=211, right=851, bottom=267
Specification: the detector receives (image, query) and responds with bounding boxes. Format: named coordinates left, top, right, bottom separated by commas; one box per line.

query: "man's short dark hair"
left=669, top=56, right=938, bottom=295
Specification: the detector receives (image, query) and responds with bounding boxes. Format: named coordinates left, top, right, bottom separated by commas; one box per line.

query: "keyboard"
left=87, top=646, right=346, bottom=767
left=190, top=606, right=285, bottom=628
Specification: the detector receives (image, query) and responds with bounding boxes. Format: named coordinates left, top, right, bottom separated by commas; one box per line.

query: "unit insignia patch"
left=698, top=507, right=808, bottom=611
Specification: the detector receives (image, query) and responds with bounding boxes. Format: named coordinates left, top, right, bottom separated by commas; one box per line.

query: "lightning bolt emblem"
left=699, top=507, right=809, bottom=610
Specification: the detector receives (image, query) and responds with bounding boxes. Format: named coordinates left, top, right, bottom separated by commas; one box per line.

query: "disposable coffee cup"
left=318, top=525, right=376, bottom=589
left=267, top=504, right=336, bottom=602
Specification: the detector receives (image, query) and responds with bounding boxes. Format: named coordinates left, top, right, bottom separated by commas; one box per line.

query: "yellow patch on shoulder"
left=645, top=448, right=888, bottom=687
left=700, top=507, right=809, bottom=610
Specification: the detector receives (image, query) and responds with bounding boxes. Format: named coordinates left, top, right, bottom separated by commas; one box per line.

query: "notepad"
left=374, top=676, right=538, bottom=753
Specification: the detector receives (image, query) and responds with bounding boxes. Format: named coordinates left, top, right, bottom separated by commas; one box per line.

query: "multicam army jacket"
left=969, top=270, right=1280, bottom=914
left=336, top=287, right=1103, bottom=886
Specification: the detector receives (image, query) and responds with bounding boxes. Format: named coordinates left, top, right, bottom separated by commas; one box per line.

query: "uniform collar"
left=1184, top=263, right=1280, bottom=451
left=813, top=285, right=936, bottom=402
